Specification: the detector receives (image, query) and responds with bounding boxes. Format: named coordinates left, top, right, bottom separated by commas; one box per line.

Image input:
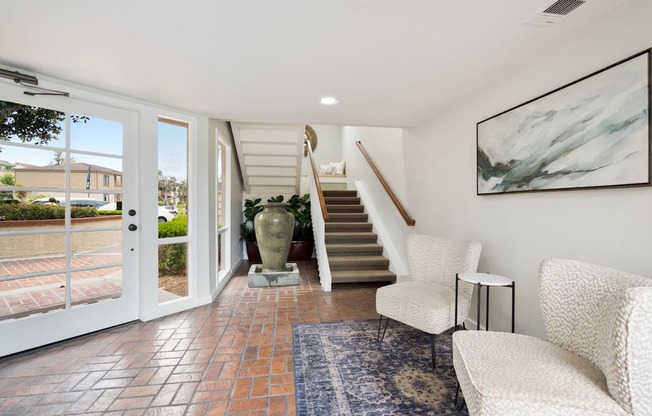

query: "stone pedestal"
left=247, top=263, right=300, bottom=287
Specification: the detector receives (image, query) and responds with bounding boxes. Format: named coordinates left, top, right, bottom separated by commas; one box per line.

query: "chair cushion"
left=376, top=281, right=456, bottom=334
left=452, top=331, right=628, bottom=416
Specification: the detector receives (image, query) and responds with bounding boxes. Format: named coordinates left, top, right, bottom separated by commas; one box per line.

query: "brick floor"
left=0, top=260, right=385, bottom=415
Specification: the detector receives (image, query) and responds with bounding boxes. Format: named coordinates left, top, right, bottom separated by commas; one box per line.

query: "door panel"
left=0, top=90, right=139, bottom=357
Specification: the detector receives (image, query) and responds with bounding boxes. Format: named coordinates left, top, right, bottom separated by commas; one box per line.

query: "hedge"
left=98, top=210, right=122, bottom=216
left=158, top=215, right=188, bottom=276
left=0, top=204, right=98, bottom=220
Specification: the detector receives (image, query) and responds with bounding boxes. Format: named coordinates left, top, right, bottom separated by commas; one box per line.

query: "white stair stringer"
left=231, top=121, right=304, bottom=199
left=308, top=165, right=332, bottom=291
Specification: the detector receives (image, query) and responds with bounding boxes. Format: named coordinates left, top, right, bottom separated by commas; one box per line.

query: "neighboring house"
left=13, top=162, right=123, bottom=202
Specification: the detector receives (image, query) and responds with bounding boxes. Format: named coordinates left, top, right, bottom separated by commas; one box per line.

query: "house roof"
left=14, top=163, right=122, bottom=175
left=0, top=160, right=13, bottom=166
left=0, top=0, right=634, bottom=127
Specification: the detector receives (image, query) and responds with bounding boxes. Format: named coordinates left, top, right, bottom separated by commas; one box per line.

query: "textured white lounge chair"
left=453, top=258, right=652, bottom=415
left=376, top=234, right=482, bottom=368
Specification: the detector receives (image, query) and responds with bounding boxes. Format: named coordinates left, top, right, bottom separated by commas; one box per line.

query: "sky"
left=1, top=109, right=188, bottom=181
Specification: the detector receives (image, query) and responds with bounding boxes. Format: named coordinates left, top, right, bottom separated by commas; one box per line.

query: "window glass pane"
left=70, top=268, right=122, bottom=308
left=217, top=232, right=222, bottom=273
left=0, top=205, right=65, bottom=230
left=70, top=114, right=122, bottom=156
left=0, top=100, right=65, bottom=148
left=0, top=272, right=66, bottom=321
left=0, top=232, right=67, bottom=278
left=158, top=242, right=187, bottom=302
left=68, top=153, right=122, bottom=197
left=71, top=230, right=122, bottom=268
left=217, top=143, right=223, bottom=227
left=157, top=119, right=187, bottom=235
left=2, top=144, right=68, bottom=193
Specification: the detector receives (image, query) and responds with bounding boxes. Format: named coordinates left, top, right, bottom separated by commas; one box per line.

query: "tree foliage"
left=0, top=101, right=89, bottom=148
left=0, top=173, right=16, bottom=186
left=51, top=151, right=76, bottom=165
left=158, top=170, right=187, bottom=206
left=0, top=173, right=26, bottom=200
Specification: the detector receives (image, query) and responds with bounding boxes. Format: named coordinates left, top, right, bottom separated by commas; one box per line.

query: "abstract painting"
left=477, top=50, right=650, bottom=195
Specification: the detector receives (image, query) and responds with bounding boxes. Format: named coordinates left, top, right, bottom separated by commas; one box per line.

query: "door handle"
left=128, top=209, right=137, bottom=216
left=128, top=224, right=137, bottom=231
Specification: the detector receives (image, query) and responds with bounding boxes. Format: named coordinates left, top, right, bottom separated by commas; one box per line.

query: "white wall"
left=300, top=124, right=343, bottom=194
left=405, top=0, right=652, bottom=337
left=342, top=126, right=412, bottom=277
left=342, top=126, right=409, bottom=203
left=312, top=124, right=343, bottom=167
left=208, top=120, right=244, bottom=294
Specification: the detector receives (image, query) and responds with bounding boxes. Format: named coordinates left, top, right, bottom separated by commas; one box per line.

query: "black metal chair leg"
left=430, top=333, right=437, bottom=369
left=454, top=382, right=466, bottom=411
left=376, top=315, right=383, bottom=341
left=377, top=316, right=389, bottom=342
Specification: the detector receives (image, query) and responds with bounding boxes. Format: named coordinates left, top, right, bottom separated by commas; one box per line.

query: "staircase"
left=231, top=121, right=304, bottom=198
left=323, top=189, right=396, bottom=284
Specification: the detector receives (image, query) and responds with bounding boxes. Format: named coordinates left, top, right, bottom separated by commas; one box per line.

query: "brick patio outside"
left=0, top=247, right=123, bottom=321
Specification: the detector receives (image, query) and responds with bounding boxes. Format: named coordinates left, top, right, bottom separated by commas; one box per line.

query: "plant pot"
left=288, top=240, right=314, bottom=261
left=254, top=202, right=294, bottom=271
left=245, top=241, right=261, bottom=263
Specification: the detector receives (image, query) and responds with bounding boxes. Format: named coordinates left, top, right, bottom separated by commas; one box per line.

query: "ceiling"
left=0, top=0, right=630, bottom=127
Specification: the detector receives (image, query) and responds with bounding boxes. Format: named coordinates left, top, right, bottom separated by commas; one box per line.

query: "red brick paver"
left=0, top=255, right=122, bottom=321
left=0, top=260, right=384, bottom=415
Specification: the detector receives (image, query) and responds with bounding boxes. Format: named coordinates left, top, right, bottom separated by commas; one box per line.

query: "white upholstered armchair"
left=376, top=234, right=482, bottom=368
left=453, top=258, right=652, bottom=415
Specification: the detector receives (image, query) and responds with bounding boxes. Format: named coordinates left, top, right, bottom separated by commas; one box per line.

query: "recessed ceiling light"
left=320, top=97, right=339, bottom=105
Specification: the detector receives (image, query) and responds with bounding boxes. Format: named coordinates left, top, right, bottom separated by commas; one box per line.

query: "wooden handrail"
left=356, top=140, right=415, bottom=226
left=305, top=139, right=329, bottom=222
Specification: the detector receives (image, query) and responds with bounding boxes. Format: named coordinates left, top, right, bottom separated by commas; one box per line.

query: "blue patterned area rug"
left=293, top=319, right=467, bottom=415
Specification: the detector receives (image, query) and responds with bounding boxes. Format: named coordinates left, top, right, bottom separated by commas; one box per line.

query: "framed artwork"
left=477, top=49, right=651, bottom=195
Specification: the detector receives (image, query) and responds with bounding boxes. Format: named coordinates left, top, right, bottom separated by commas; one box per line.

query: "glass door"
left=0, top=88, right=139, bottom=356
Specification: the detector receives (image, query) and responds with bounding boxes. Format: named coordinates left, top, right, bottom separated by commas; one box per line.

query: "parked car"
left=98, top=203, right=175, bottom=223
left=161, top=205, right=178, bottom=215
left=30, top=197, right=106, bottom=207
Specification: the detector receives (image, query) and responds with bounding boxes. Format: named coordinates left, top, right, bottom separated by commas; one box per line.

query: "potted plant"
left=285, top=193, right=314, bottom=260
left=241, top=194, right=314, bottom=262
left=240, top=197, right=263, bottom=262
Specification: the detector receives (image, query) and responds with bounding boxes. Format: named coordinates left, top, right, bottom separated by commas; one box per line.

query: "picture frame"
left=477, top=49, right=651, bottom=195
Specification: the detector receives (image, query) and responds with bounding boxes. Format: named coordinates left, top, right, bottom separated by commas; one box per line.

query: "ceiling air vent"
left=524, top=0, right=587, bottom=27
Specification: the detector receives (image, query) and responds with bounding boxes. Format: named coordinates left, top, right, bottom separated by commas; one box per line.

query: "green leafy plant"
left=240, top=198, right=263, bottom=242
left=286, top=194, right=312, bottom=241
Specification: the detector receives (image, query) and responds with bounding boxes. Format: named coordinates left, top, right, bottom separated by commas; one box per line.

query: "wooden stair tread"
left=331, top=270, right=396, bottom=283
left=326, top=243, right=383, bottom=254
left=324, top=197, right=361, bottom=205
left=322, top=190, right=358, bottom=197
left=327, top=213, right=368, bottom=222
left=325, top=232, right=378, bottom=243
left=329, top=255, right=389, bottom=265
left=325, top=204, right=365, bottom=213
left=325, top=222, right=372, bottom=231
